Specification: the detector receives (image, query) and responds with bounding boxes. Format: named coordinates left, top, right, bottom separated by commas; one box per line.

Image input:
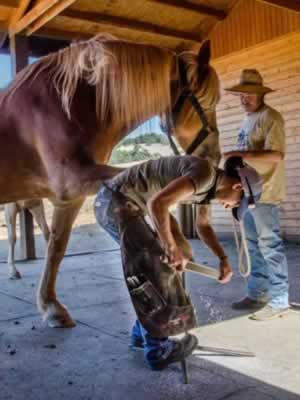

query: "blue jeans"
left=94, top=185, right=121, bottom=244
left=94, top=185, right=171, bottom=361
left=244, top=204, right=289, bottom=309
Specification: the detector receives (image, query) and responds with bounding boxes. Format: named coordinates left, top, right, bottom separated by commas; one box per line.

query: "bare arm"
left=147, top=176, right=195, bottom=270
left=196, top=205, right=233, bottom=284
left=169, top=213, right=193, bottom=261
left=196, top=205, right=227, bottom=259
left=224, top=150, right=284, bottom=163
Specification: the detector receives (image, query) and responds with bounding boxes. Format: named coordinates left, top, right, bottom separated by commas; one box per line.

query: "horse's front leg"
left=37, top=198, right=84, bottom=328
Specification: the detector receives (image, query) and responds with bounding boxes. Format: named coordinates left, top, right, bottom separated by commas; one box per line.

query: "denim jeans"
left=94, top=185, right=170, bottom=360
left=244, top=203, right=289, bottom=309
left=94, top=185, right=121, bottom=244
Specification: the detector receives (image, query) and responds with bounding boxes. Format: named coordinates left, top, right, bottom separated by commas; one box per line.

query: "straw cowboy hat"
left=225, top=69, right=274, bottom=94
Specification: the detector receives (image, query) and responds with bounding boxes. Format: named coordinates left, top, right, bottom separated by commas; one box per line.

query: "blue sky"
left=0, top=53, right=163, bottom=136
left=0, top=54, right=12, bottom=88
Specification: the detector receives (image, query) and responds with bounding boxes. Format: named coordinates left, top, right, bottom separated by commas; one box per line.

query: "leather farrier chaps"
left=109, top=189, right=197, bottom=338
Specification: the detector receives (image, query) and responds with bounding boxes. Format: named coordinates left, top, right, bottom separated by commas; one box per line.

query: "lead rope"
left=232, top=216, right=251, bottom=278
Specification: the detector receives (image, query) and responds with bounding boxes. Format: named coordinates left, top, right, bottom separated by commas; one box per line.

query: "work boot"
left=249, top=305, right=290, bottom=321
left=146, top=334, right=198, bottom=371
left=129, top=336, right=144, bottom=350
left=232, top=296, right=267, bottom=310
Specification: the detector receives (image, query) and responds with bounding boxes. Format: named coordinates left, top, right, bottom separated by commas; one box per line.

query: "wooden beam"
left=0, top=0, right=32, bottom=49
left=9, top=0, right=61, bottom=36
left=36, top=27, right=91, bottom=41
left=0, top=20, right=8, bottom=31
left=19, top=208, right=36, bottom=260
left=26, top=0, right=77, bottom=35
left=62, top=9, right=202, bottom=42
left=9, top=0, right=32, bottom=29
left=150, top=0, right=227, bottom=19
left=201, top=0, right=243, bottom=56
left=259, top=0, right=300, bottom=12
left=9, top=34, right=36, bottom=260
left=0, top=0, right=19, bottom=6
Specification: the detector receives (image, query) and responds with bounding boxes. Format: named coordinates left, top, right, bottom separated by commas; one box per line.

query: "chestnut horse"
left=0, top=35, right=220, bottom=327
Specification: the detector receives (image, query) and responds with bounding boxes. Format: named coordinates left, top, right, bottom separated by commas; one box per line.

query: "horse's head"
left=168, top=41, right=221, bottom=164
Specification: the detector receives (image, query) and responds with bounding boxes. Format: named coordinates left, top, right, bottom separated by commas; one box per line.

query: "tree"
left=121, top=132, right=168, bottom=147
left=110, top=143, right=162, bottom=165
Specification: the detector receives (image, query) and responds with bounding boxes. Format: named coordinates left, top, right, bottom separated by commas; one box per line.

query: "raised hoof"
left=9, top=270, right=22, bottom=280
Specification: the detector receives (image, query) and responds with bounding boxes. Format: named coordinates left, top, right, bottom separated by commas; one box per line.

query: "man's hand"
left=218, top=257, right=233, bottom=284
left=162, top=245, right=189, bottom=272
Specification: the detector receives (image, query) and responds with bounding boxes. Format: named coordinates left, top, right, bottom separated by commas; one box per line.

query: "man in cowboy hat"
left=224, top=69, right=290, bottom=320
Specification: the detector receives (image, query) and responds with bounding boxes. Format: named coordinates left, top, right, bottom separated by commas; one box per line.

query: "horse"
left=0, top=35, right=220, bottom=328
left=4, top=199, right=49, bottom=279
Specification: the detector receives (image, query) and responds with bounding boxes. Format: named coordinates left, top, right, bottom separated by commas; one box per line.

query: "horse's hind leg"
left=29, top=201, right=50, bottom=242
left=4, top=203, right=21, bottom=280
left=37, top=198, right=84, bottom=328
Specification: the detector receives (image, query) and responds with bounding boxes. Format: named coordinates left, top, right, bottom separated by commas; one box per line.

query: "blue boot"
left=129, top=320, right=144, bottom=350
left=144, top=334, right=198, bottom=371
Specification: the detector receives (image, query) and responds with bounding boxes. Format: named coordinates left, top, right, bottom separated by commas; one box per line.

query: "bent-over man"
left=94, top=155, right=262, bottom=370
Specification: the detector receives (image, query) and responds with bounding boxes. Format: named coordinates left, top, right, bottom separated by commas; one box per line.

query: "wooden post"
left=177, top=204, right=195, bottom=239
left=19, top=210, right=36, bottom=259
left=10, top=35, right=36, bottom=260
left=10, top=34, right=28, bottom=75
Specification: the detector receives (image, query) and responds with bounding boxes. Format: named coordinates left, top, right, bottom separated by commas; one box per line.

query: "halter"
left=162, top=58, right=213, bottom=156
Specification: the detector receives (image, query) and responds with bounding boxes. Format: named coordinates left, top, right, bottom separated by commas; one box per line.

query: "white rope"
left=232, top=216, right=251, bottom=278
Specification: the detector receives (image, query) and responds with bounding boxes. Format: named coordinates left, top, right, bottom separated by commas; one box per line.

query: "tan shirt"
left=110, top=156, right=217, bottom=212
left=236, top=104, right=286, bottom=204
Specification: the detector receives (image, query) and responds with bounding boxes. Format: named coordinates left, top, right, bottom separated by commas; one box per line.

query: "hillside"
left=110, top=133, right=177, bottom=164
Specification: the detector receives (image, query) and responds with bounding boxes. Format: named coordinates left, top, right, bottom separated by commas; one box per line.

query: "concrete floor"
left=0, top=223, right=299, bottom=400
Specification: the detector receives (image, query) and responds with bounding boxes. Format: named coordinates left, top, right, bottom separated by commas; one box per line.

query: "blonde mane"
left=46, top=35, right=173, bottom=129
left=5, top=36, right=220, bottom=135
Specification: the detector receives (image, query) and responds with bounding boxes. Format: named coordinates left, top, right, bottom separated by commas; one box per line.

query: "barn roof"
left=0, top=0, right=299, bottom=57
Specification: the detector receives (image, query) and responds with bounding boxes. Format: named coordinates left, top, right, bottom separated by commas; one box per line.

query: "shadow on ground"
left=0, top=224, right=299, bottom=399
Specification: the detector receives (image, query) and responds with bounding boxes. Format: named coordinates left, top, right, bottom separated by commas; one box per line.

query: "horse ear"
left=198, top=40, right=211, bottom=67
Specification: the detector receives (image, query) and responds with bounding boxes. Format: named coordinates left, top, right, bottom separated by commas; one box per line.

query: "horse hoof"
left=43, top=303, right=76, bottom=328
left=47, top=316, right=76, bottom=328
left=9, top=270, right=22, bottom=280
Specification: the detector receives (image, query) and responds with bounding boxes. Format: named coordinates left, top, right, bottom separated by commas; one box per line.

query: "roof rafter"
left=150, top=0, right=226, bottom=19
left=0, top=0, right=19, bottom=6
left=258, top=0, right=300, bottom=12
left=26, top=0, right=77, bottom=35
left=9, top=0, right=32, bottom=28
left=0, top=0, right=32, bottom=49
left=37, top=27, right=90, bottom=41
left=61, top=9, right=202, bottom=42
left=9, top=0, right=61, bottom=36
